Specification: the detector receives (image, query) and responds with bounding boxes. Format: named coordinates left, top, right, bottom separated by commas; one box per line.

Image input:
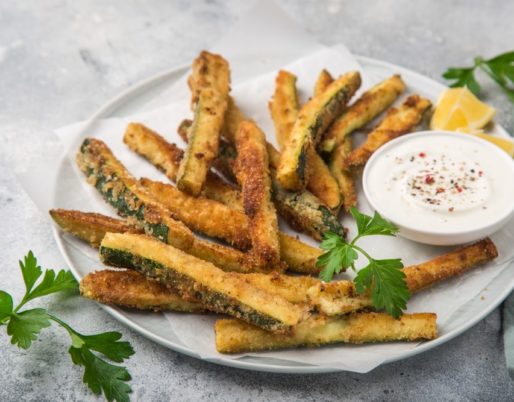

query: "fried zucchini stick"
left=307, top=238, right=498, bottom=315
left=49, top=209, right=142, bottom=247
left=269, top=70, right=341, bottom=209
left=313, top=71, right=357, bottom=212
left=77, top=138, right=267, bottom=274
left=140, top=178, right=249, bottom=249
left=269, top=70, right=299, bottom=150
left=320, top=75, right=407, bottom=153
left=329, top=137, right=358, bottom=212
left=177, top=51, right=230, bottom=195
left=123, top=122, right=242, bottom=210
left=235, top=120, right=282, bottom=269
left=313, top=69, right=334, bottom=97
left=80, top=270, right=205, bottom=312
left=100, top=233, right=305, bottom=333
left=215, top=312, right=437, bottom=353
left=277, top=71, right=361, bottom=190
left=345, top=94, right=432, bottom=168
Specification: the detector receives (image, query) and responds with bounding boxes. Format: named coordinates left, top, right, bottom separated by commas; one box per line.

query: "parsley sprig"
left=316, top=208, right=410, bottom=318
left=443, top=51, right=514, bottom=105
left=0, top=251, right=134, bottom=402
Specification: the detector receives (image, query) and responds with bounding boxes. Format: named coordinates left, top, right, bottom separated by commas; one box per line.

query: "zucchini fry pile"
left=50, top=50, right=499, bottom=355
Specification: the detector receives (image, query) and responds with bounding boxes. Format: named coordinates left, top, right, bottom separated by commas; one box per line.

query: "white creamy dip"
left=363, top=132, right=514, bottom=236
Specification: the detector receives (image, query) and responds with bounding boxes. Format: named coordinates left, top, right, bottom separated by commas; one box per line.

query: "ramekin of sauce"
left=363, top=131, right=514, bottom=245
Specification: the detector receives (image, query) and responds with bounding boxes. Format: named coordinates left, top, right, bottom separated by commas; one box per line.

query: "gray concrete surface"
left=1, top=1, right=513, bottom=401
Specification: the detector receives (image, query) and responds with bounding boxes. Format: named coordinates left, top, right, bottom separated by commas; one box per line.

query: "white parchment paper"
left=16, top=0, right=514, bottom=372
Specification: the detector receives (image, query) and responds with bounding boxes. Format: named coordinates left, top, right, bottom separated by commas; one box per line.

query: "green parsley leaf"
left=7, top=308, right=51, bottom=349
left=69, top=346, right=132, bottom=402
left=354, top=259, right=410, bottom=318
left=316, top=208, right=410, bottom=317
left=443, top=50, right=514, bottom=106
left=317, top=244, right=358, bottom=282
left=350, top=207, right=399, bottom=237
left=2, top=251, right=135, bottom=401
left=19, top=251, right=42, bottom=294
left=442, top=67, right=481, bottom=95
left=0, top=290, right=13, bottom=322
left=78, top=331, right=135, bottom=363
left=25, top=269, right=78, bottom=302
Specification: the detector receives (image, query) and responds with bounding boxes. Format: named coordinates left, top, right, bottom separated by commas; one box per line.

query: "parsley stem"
left=350, top=244, right=374, bottom=263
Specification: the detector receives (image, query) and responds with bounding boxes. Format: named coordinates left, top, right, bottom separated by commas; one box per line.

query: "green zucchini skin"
left=272, top=181, right=346, bottom=241
left=77, top=138, right=171, bottom=243
left=99, top=239, right=294, bottom=332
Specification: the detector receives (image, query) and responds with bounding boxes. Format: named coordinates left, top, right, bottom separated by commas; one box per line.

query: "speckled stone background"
left=1, top=1, right=513, bottom=401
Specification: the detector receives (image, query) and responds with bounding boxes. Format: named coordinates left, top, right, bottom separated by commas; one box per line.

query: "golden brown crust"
left=404, top=238, right=498, bottom=293
left=188, top=51, right=231, bottom=107
left=313, top=69, right=334, bottom=96
left=321, top=75, right=407, bottom=152
left=269, top=70, right=299, bottom=150
left=80, top=270, right=205, bottom=312
left=235, top=120, right=283, bottom=270
left=329, top=135, right=358, bottom=212
left=177, top=51, right=231, bottom=195
left=215, top=312, right=437, bottom=353
left=49, top=209, right=142, bottom=248
left=140, top=178, right=250, bottom=249
left=123, top=122, right=184, bottom=180
left=345, top=94, right=432, bottom=168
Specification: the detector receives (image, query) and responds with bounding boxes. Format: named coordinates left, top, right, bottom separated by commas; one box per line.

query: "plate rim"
left=51, top=55, right=514, bottom=374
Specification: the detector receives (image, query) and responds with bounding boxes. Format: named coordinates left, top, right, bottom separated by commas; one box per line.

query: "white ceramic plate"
left=51, top=56, right=514, bottom=373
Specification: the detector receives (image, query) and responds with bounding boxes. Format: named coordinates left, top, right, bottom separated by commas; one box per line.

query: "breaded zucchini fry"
left=177, top=52, right=230, bottom=195
left=403, top=237, right=498, bottom=292
left=320, top=75, right=407, bottom=153
left=124, top=122, right=242, bottom=211
left=140, top=178, right=250, bottom=250
left=124, top=122, right=183, bottom=180
left=313, top=69, right=334, bottom=97
left=235, top=120, right=282, bottom=269
left=307, top=238, right=498, bottom=316
left=272, top=183, right=347, bottom=240
left=215, top=312, right=437, bottom=353
left=269, top=70, right=299, bottom=150
left=80, top=270, right=204, bottom=312
left=277, top=71, right=361, bottom=190
left=77, top=138, right=262, bottom=273
left=215, top=140, right=346, bottom=240
left=346, top=94, right=432, bottom=168
left=312, top=69, right=356, bottom=212
left=49, top=209, right=142, bottom=247
left=329, top=136, right=358, bottom=212
left=100, top=233, right=305, bottom=333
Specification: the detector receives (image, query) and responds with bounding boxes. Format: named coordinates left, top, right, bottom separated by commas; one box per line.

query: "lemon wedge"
left=430, top=87, right=496, bottom=131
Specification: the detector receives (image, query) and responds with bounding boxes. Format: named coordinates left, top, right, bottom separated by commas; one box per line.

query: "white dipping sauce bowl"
left=363, top=131, right=514, bottom=246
